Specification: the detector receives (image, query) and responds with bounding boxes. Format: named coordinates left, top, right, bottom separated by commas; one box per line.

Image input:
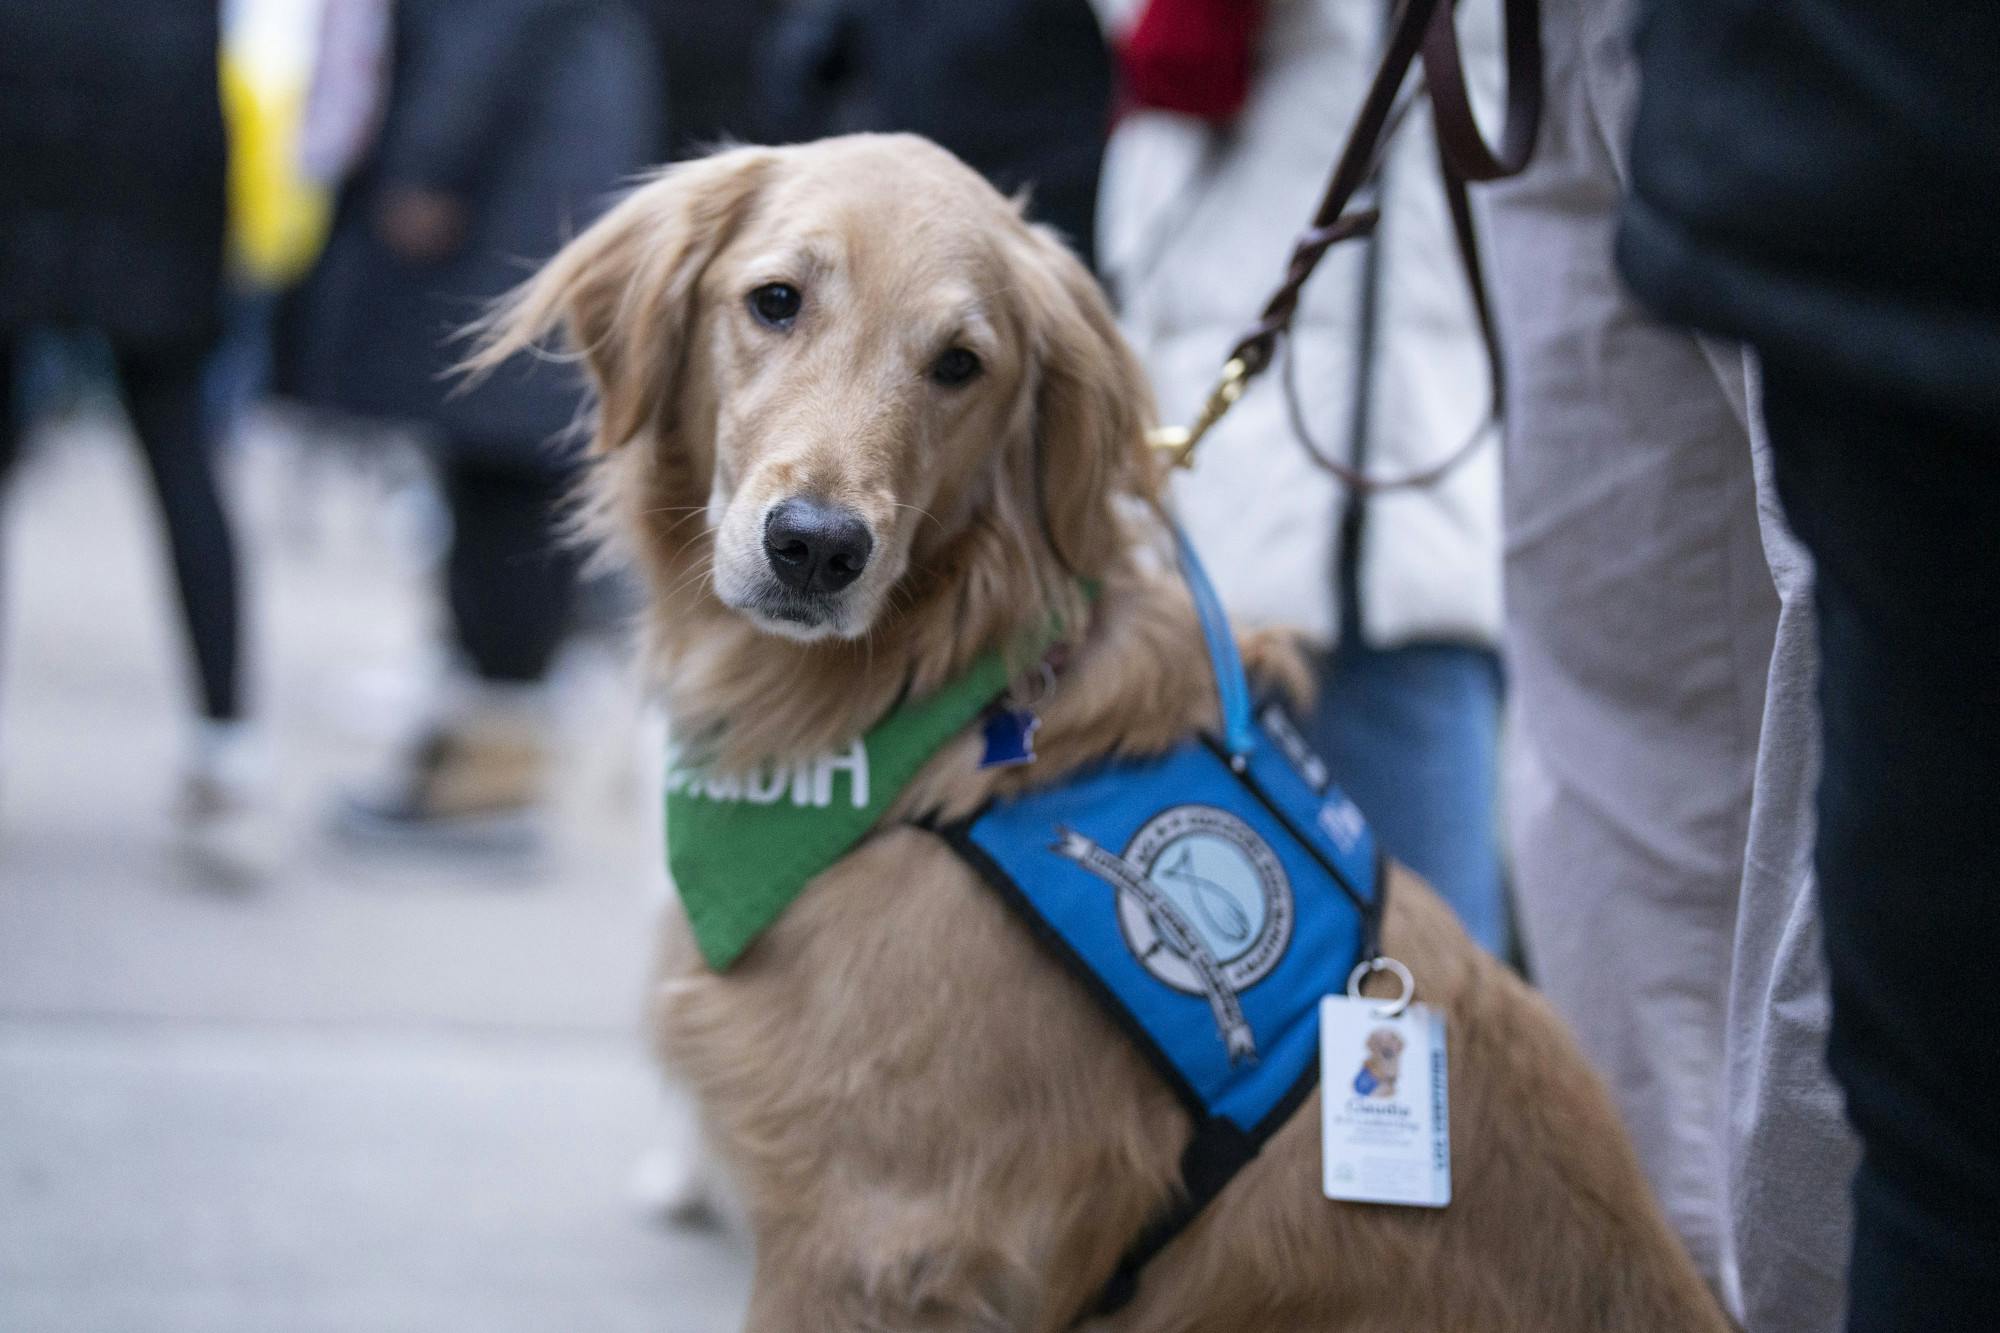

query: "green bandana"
left=666, top=638, right=1046, bottom=970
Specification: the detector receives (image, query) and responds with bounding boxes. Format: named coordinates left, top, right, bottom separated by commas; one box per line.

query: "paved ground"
left=0, top=413, right=753, bottom=1331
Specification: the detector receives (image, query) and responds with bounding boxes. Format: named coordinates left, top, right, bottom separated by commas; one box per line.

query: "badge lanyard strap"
left=1172, top=522, right=1259, bottom=762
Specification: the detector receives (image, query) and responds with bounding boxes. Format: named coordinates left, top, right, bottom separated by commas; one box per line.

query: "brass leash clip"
left=1147, top=356, right=1250, bottom=470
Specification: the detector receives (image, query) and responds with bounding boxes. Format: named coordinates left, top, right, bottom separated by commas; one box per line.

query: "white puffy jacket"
left=1097, top=0, right=1503, bottom=649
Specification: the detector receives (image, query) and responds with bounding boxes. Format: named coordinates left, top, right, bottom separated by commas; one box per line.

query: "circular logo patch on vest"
left=1113, top=804, right=1294, bottom=995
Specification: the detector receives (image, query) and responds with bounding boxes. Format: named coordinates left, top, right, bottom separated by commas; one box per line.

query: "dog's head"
left=476, top=134, right=1155, bottom=645
left=1366, top=1029, right=1405, bottom=1066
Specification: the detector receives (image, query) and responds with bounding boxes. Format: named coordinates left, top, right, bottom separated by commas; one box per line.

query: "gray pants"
left=1481, top=0, right=1858, bottom=1326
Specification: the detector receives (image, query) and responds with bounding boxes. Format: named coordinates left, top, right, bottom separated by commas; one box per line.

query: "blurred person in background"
left=281, top=0, right=657, bottom=847
left=1097, top=0, right=1511, bottom=954
left=636, top=0, right=783, bottom=162
left=210, top=0, right=351, bottom=450
left=758, top=0, right=1113, bottom=269
left=0, top=0, right=260, bottom=842
left=296, top=0, right=394, bottom=192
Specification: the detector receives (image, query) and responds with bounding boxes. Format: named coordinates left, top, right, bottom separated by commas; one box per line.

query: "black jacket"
left=0, top=0, right=227, bottom=346
left=1618, top=1, right=2000, bottom=420
left=638, top=0, right=783, bottom=160
left=283, top=0, right=658, bottom=459
left=760, top=0, right=1113, bottom=269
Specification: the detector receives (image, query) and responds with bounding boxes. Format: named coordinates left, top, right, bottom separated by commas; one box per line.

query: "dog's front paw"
left=631, top=1085, right=744, bottom=1232
left=630, top=1141, right=722, bottom=1229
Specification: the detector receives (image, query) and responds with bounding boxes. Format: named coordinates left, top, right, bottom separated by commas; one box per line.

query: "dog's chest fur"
left=648, top=574, right=1237, bottom=1327
left=654, top=825, right=1194, bottom=1328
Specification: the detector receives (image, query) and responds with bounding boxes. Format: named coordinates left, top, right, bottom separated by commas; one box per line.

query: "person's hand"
left=375, top=187, right=467, bottom=263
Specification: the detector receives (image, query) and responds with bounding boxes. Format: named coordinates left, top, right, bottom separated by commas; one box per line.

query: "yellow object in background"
left=221, top=2, right=332, bottom=289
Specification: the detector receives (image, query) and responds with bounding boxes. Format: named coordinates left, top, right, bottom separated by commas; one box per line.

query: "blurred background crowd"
left=0, top=0, right=1510, bottom=922
left=0, top=1, right=1515, bottom=1322
left=4, top=0, right=1991, bottom=1329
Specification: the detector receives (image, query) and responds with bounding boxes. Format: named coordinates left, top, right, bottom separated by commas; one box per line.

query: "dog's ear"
left=465, top=146, right=774, bottom=454
left=1018, top=225, right=1158, bottom=577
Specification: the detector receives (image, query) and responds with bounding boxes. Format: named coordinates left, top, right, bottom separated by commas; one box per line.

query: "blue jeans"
left=1306, top=639, right=1509, bottom=956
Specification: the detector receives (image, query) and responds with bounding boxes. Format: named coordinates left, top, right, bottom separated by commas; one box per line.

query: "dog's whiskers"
left=642, top=505, right=715, bottom=543
left=657, top=552, right=719, bottom=614
left=890, top=501, right=945, bottom=534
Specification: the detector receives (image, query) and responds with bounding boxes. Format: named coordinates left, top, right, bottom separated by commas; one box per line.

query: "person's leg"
left=338, top=450, right=581, bottom=841
left=1757, top=365, right=2000, bottom=1332
left=442, top=453, right=580, bottom=684
left=113, top=336, right=241, bottom=721
left=2, top=333, right=16, bottom=717
left=1307, top=639, right=1507, bottom=955
left=112, top=335, right=271, bottom=865
left=1481, top=0, right=1772, bottom=1298
left=1723, top=366, right=1859, bottom=1331
left=0, top=332, right=17, bottom=479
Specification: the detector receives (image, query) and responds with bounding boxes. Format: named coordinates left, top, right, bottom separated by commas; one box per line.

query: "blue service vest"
left=932, top=527, right=1388, bottom=1315
left=937, top=701, right=1385, bottom=1313
left=948, top=702, right=1381, bottom=1136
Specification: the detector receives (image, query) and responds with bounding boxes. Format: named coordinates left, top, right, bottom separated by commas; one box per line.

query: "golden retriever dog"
left=475, top=135, right=1733, bottom=1332
left=1359, top=1028, right=1404, bottom=1100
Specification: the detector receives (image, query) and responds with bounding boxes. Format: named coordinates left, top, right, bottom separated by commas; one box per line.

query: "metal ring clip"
left=1010, top=659, right=1059, bottom=711
left=1345, top=955, right=1415, bottom=1019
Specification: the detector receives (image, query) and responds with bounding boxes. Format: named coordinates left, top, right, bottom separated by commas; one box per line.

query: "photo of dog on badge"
left=1353, top=1027, right=1405, bottom=1099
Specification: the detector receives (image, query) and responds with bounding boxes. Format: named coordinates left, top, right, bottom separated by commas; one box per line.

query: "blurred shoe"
left=334, top=678, right=552, bottom=853
left=176, top=718, right=280, bottom=883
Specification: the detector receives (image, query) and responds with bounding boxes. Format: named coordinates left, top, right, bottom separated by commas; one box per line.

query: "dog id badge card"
left=1320, top=958, right=1451, bottom=1208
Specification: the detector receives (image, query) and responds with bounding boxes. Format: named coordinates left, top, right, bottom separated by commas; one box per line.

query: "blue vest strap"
left=1174, top=522, right=1258, bottom=760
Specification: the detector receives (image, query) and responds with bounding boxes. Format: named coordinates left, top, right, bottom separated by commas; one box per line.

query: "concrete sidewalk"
left=0, top=417, right=752, bottom=1331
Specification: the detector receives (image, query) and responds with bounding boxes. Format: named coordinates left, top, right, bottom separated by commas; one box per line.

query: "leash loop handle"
left=1151, top=0, right=1543, bottom=477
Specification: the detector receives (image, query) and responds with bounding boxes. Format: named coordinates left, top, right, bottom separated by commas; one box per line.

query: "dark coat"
left=283, top=0, right=658, bottom=461
left=1619, top=1, right=2000, bottom=420
left=760, top=0, right=1113, bottom=269
left=637, top=0, right=784, bottom=160
left=0, top=0, right=227, bottom=347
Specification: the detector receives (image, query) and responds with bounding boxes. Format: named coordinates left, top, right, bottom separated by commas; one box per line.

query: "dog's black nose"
left=763, top=498, right=873, bottom=594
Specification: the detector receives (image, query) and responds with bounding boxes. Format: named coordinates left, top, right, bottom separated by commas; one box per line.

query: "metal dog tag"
left=1320, top=993, right=1451, bottom=1208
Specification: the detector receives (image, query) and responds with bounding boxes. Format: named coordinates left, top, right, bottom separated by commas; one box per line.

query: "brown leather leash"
left=1149, top=0, right=1543, bottom=494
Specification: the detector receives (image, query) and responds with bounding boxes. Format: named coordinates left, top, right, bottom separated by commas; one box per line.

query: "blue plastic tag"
left=979, top=708, right=1041, bottom=769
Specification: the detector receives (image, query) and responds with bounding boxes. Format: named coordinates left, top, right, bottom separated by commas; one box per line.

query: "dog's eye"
left=931, top=347, right=982, bottom=387
left=748, top=283, right=801, bottom=329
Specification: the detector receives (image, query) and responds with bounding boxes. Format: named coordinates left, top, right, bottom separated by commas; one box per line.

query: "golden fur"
left=476, top=134, right=1733, bottom=1332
